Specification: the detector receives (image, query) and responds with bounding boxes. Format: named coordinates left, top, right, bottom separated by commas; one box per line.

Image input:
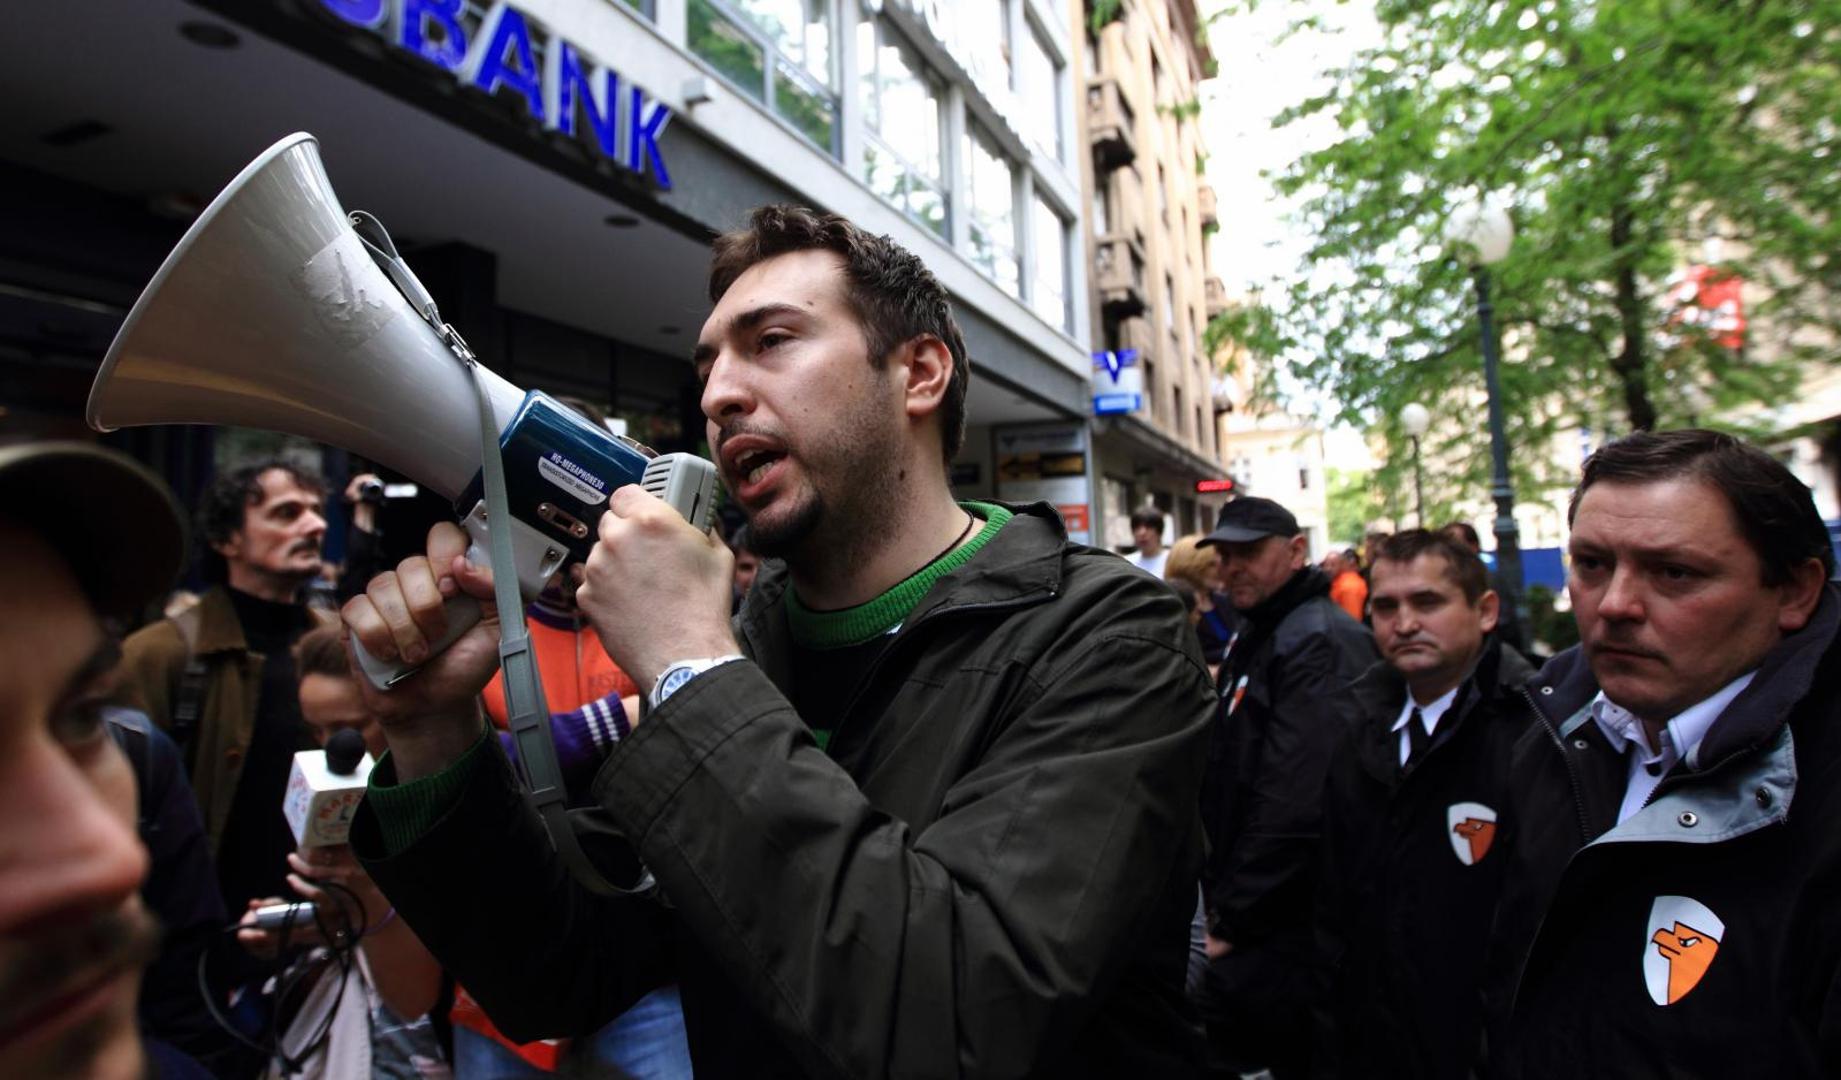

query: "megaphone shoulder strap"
left=353, top=209, right=655, bottom=900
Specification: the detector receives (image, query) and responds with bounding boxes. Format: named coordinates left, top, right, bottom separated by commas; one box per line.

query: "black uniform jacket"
left=354, top=503, right=1215, bottom=1079
left=1314, top=638, right=1534, bottom=1079
left=1486, top=584, right=1841, bottom=1077
left=1202, top=567, right=1377, bottom=947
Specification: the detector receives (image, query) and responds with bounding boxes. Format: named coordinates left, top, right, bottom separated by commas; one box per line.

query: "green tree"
left=1325, top=466, right=1383, bottom=544
left=1211, top=0, right=1840, bottom=494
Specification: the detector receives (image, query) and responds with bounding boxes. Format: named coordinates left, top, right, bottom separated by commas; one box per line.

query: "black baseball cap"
left=0, top=442, right=185, bottom=619
left=1199, top=496, right=1301, bottom=547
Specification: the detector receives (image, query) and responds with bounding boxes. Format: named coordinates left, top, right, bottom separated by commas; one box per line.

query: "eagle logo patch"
left=1644, top=895, right=1724, bottom=1006
left=1445, top=801, right=1498, bottom=866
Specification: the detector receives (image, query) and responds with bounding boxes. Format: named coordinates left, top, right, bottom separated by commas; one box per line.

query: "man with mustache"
left=1314, top=529, right=1531, bottom=1078
left=118, top=461, right=335, bottom=912
left=341, top=206, right=1215, bottom=1076
left=1484, top=429, right=1840, bottom=1075
left=0, top=443, right=184, bottom=1078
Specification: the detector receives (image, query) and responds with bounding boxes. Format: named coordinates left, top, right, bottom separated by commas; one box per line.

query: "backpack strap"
left=170, top=604, right=210, bottom=775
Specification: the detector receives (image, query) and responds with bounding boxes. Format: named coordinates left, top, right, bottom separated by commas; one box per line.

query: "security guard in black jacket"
left=1482, top=430, right=1840, bottom=1077
left=1314, top=530, right=1533, bottom=1079
left=1195, top=497, right=1377, bottom=1078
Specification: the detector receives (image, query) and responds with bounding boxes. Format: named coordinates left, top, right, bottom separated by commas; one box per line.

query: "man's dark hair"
left=1374, top=528, right=1491, bottom=604
left=1439, top=522, right=1481, bottom=551
left=1130, top=508, right=1165, bottom=532
left=196, top=460, right=326, bottom=584
left=708, top=205, right=971, bottom=467
left=1569, top=428, right=1835, bottom=584
left=728, top=523, right=755, bottom=555
left=295, top=624, right=350, bottom=680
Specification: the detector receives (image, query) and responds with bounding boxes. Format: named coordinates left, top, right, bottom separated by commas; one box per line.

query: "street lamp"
left=1445, top=197, right=1529, bottom=647
left=1401, top=402, right=1429, bottom=526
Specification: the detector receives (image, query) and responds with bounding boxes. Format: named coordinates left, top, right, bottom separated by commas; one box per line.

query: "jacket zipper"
left=1522, top=686, right=1592, bottom=844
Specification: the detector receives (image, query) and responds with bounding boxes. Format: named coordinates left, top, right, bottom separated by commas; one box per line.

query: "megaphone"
left=89, top=133, right=717, bottom=687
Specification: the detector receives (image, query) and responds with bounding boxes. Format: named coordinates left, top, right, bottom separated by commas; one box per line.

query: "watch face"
left=661, top=666, right=697, bottom=697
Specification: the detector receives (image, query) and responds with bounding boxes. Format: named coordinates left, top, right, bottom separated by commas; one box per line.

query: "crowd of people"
left=4, top=204, right=1840, bottom=1080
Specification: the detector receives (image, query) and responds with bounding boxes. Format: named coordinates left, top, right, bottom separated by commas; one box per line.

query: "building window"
left=963, top=121, right=1020, bottom=296
left=689, top=0, right=837, bottom=153
left=1018, top=21, right=1062, bottom=160
left=857, top=16, right=947, bottom=235
left=1157, top=162, right=1169, bottom=225
left=1173, top=384, right=1186, bottom=435
left=964, top=0, right=1013, bottom=98
left=1164, top=274, right=1176, bottom=331
left=1029, top=196, right=1070, bottom=331
left=619, top=0, right=656, bottom=17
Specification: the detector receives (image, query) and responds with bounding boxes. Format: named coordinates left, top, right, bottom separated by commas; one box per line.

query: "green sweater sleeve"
left=365, top=725, right=494, bottom=857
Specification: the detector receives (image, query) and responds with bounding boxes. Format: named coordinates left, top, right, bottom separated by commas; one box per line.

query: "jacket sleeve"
left=350, top=740, right=680, bottom=1038
left=593, top=630, right=1213, bottom=1080
left=1210, top=632, right=1361, bottom=944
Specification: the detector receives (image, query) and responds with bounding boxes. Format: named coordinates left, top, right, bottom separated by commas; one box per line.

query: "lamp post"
left=1401, top=402, right=1429, bottom=526
left=1445, top=198, right=1528, bottom=647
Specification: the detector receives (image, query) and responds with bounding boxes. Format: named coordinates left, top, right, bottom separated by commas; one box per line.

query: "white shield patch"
left=1445, top=801, right=1499, bottom=866
left=1644, top=895, right=1725, bottom=1006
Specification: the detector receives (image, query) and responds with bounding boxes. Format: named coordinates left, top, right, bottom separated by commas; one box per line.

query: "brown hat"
left=0, top=442, right=185, bottom=619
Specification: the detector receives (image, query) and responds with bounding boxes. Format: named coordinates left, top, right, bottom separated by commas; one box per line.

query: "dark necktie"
left=1404, top=707, right=1430, bottom=772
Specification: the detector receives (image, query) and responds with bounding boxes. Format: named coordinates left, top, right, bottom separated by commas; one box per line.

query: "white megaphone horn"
left=89, top=133, right=718, bottom=688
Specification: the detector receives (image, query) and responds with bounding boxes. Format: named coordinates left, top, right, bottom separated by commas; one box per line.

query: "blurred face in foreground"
left=1371, top=553, right=1497, bottom=702
left=0, top=524, right=159, bottom=1080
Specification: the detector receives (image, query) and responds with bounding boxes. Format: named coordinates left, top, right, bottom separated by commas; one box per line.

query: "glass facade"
left=963, top=122, right=1019, bottom=298
left=689, top=0, right=838, bottom=152
left=858, top=16, right=948, bottom=236
left=1031, top=196, right=1069, bottom=331
left=1018, top=22, right=1061, bottom=161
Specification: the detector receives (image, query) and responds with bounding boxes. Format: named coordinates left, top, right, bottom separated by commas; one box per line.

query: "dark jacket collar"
left=1528, top=585, right=1841, bottom=768
left=736, top=501, right=1068, bottom=674
left=1241, top=566, right=1331, bottom=630
left=1349, top=635, right=1533, bottom=775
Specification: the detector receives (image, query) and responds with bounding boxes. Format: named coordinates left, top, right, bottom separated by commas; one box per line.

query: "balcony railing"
left=1205, top=276, right=1228, bottom=320
left=1198, top=184, right=1218, bottom=231
left=1095, top=233, right=1148, bottom=320
left=1086, top=77, right=1137, bottom=172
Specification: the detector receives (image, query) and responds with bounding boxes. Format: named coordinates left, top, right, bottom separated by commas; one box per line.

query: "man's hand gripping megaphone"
left=341, top=486, right=741, bottom=780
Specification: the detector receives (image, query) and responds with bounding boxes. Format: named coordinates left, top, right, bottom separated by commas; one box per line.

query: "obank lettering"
left=318, top=0, right=673, bottom=189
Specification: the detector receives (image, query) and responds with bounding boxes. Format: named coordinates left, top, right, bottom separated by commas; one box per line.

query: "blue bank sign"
left=1092, top=348, right=1144, bottom=416
left=318, top=0, right=673, bottom=189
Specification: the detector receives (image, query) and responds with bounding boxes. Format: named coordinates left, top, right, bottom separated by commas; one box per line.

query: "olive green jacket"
left=116, top=586, right=331, bottom=852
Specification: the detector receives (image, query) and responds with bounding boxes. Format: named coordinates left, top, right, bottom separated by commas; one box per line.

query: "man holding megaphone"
left=338, top=206, right=1215, bottom=1078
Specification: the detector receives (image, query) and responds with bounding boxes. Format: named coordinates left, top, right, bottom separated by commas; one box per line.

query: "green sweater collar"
left=786, top=502, right=1013, bottom=648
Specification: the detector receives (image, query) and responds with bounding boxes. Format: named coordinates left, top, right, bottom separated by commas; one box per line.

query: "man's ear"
left=212, top=532, right=243, bottom=561
left=1777, top=557, right=1829, bottom=633
left=1476, top=589, right=1500, bottom=634
left=899, top=335, right=953, bottom=421
left=1287, top=534, right=1308, bottom=569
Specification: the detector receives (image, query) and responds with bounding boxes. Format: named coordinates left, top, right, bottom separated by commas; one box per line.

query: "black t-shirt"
left=213, top=588, right=314, bottom=912
left=788, top=633, right=892, bottom=751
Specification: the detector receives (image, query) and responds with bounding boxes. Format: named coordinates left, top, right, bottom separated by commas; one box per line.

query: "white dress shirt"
left=1591, top=670, right=1757, bottom=824
left=1392, top=684, right=1460, bottom=766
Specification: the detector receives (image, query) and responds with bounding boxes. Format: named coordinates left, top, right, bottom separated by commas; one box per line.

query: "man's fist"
left=576, top=485, right=739, bottom=691
left=340, top=523, right=499, bottom=768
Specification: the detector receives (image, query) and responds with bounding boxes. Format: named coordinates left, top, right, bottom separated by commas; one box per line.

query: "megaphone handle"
left=352, top=592, right=484, bottom=689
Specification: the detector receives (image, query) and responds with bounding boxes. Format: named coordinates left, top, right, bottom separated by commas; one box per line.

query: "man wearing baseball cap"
left=1192, top=496, right=1375, bottom=1078
left=0, top=442, right=188, bottom=1079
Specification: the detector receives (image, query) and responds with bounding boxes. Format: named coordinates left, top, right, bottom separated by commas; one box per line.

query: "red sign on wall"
left=1664, top=265, right=1745, bottom=350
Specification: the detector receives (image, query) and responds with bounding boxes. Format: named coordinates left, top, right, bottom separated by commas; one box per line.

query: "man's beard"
left=733, top=397, right=903, bottom=575
left=0, top=904, right=162, bottom=1075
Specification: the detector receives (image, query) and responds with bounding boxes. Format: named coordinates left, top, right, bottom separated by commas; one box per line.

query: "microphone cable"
left=195, top=877, right=369, bottom=1077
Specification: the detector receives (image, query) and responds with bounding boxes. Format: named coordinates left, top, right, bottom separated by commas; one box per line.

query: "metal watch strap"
left=649, top=655, right=745, bottom=710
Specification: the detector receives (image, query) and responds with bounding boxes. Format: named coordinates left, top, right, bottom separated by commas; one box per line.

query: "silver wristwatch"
left=648, top=654, right=744, bottom=710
